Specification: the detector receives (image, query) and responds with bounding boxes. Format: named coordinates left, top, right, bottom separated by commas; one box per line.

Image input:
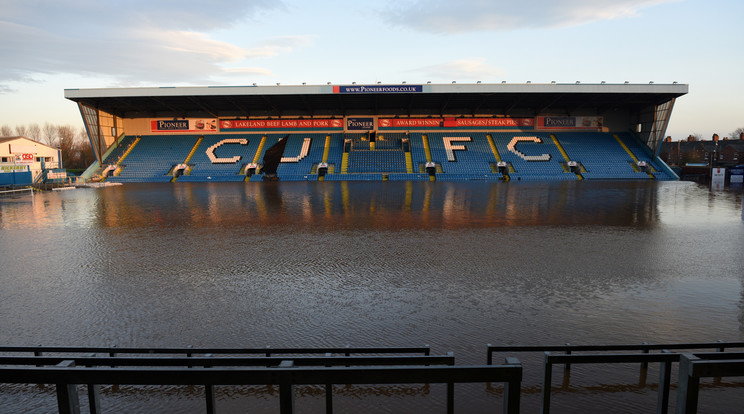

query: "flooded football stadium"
left=1, top=180, right=743, bottom=413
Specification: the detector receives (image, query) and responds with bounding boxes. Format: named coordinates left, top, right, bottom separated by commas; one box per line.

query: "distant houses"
left=659, top=135, right=744, bottom=167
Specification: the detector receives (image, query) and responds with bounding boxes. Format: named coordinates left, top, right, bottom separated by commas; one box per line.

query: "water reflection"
left=84, top=181, right=667, bottom=230
left=1, top=181, right=743, bottom=413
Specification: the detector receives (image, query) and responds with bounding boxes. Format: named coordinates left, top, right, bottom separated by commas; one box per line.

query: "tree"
left=54, top=127, right=95, bottom=170
left=27, top=123, right=41, bottom=142
left=74, top=135, right=96, bottom=170
left=57, top=125, right=77, bottom=168
left=730, top=127, right=744, bottom=140
left=42, top=122, right=58, bottom=147
left=0, top=125, right=13, bottom=136
left=14, top=125, right=28, bottom=137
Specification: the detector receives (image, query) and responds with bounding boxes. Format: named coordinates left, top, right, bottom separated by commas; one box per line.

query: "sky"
left=1, top=0, right=742, bottom=140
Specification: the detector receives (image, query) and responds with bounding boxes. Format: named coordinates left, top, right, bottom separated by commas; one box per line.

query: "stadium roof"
left=64, top=83, right=688, bottom=119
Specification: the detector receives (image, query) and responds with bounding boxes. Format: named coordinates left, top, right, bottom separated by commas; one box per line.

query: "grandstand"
left=64, top=82, right=687, bottom=182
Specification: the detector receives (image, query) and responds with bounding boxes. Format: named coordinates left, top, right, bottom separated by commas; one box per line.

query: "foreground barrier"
left=0, top=187, right=34, bottom=197
left=0, top=346, right=523, bottom=414
left=486, top=341, right=744, bottom=414
left=541, top=352, right=679, bottom=414
left=677, top=352, right=744, bottom=414
left=7, top=342, right=744, bottom=413
left=486, top=341, right=744, bottom=366
left=0, top=345, right=433, bottom=358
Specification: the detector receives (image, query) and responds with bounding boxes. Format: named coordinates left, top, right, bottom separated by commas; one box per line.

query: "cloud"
left=224, top=67, right=276, bottom=77
left=0, top=0, right=291, bottom=86
left=385, top=0, right=675, bottom=33
left=244, top=36, right=316, bottom=58
left=413, top=59, right=506, bottom=80
left=3, top=0, right=282, bottom=32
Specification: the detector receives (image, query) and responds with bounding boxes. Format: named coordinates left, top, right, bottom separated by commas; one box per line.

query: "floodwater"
left=1, top=180, right=743, bottom=413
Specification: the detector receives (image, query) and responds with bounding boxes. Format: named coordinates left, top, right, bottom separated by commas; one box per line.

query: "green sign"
left=0, top=165, right=29, bottom=173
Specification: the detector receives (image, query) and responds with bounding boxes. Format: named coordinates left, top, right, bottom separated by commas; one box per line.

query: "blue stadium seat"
left=102, top=130, right=673, bottom=182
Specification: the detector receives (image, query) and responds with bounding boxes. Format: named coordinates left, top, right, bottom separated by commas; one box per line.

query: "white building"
left=0, top=137, right=61, bottom=181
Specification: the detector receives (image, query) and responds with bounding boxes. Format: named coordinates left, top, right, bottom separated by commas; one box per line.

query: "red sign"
left=378, top=118, right=443, bottom=128
left=443, top=117, right=534, bottom=128
left=220, top=119, right=343, bottom=131
left=378, top=117, right=533, bottom=128
left=16, top=153, right=34, bottom=164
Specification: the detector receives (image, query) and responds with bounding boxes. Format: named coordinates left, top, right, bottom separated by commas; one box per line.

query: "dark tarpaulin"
left=260, top=135, right=289, bottom=175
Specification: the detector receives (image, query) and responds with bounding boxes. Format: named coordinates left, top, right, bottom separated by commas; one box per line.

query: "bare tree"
left=74, top=138, right=96, bottom=170
left=42, top=122, right=58, bottom=146
left=27, top=123, right=41, bottom=142
left=54, top=127, right=95, bottom=170
left=0, top=125, right=13, bottom=136
left=730, top=127, right=744, bottom=140
left=57, top=125, right=77, bottom=168
left=76, top=127, right=88, bottom=143
left=14, top=125, right=28, bottom=137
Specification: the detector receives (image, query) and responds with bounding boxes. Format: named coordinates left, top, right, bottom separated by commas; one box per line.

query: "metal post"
left=55, top=360, right=81, bottom=414
left=205, top=384, right=216, bottom=414
left=562, top=343, right=571, bottom=388
left=639, top=343, right=650, bottom=386
left=641, top=342, right=650, bottom=370
left=447, top=381, right=454, bottom=414
left=447, top=349, right=455, bottom=414
left=325, top=353, right=333, bottom=414
left=204, top=353, right=216, bottom=414
left=541, top=352, right=552, bottom=414
left=279, top=360, right=295, bottom=414
left=34, top=344, right=43, bottom=367
left=79, top=352, right=102, bottom=414
left=109, top=344, right=117, bottom=367
left=486, top=344, right=493, bottom=365
left=504, top=357, right=521, bottom=414
left=657, top=355, right=672, bottom=414
left=676, top=354, right=700, bottom=414
left=714, top=340, right=724, bottom=384
left=87, top=384, right=101, bottom=414
left=186, top=345, right=193, bottom=368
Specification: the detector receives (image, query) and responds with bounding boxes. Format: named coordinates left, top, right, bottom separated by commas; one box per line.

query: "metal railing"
left=677, top=352, right=744, bottom=414
left=541, top=351, right=679, bottom=414
left=486, top=341, right=744, bottom=365
left=10, top=342, right=744, bottom=414
left=486, top=341, right=744, bottom=414
left=0, top=346, right=523, bottom=414
left=0, top=187, right=34, bottom=197
left=1, top=345, right=433, bottom=358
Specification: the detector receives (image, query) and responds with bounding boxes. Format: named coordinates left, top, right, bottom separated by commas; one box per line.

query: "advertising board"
left=150, top=119, right=217, bottom=133
left=219, top=119, right=343, bottom=132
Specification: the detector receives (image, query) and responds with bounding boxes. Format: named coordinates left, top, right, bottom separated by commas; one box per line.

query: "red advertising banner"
left=378, top=117, right=533, bottom=129
left=443, top=117, right=534, bottom=128
left=378, top=118, right=443, bottom=128
left=220, top=119, right=343, bottom=131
